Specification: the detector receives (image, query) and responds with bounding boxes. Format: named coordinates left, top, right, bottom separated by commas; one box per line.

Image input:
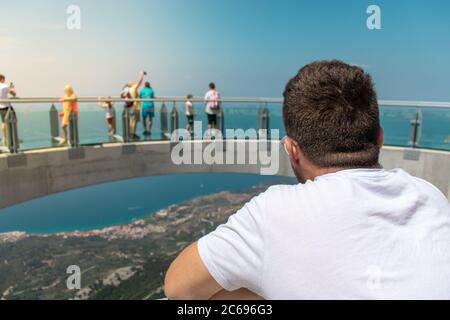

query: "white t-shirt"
left=186, top=101, right=194, bottom=116
left=198, top=168, right=450, bottom=300
left=0, top=83, right=10, bottom=108
left=204, top=90, right=220, bottom=115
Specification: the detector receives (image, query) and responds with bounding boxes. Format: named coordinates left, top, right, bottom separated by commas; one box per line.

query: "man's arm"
left=166, top=191, right=269, bottom=300
left=97, top=97, right=108, bottom=109
left=165, top=242, right=223, bottom=300
left=59, top=96, right=77, bottom=102
left=9, top=87, right=16, bottom=97
left=136, top=71, right=145, bottom=89
left=210, top=289, right=264, bottom=300
left=165, top=242, right=263, bottom=300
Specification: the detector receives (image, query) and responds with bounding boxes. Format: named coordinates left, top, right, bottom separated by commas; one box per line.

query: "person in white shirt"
left=165, top=60, right=450, bottom=300
left=204, top=83, right=221, bottom=130
left=185, top=94, right=195, bottom=133
left=0, top=74, right=17, bottom=141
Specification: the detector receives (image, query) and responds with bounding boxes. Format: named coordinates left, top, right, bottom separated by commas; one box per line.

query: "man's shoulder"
left=401, top=170, right=449, bottom=203
left=264, top=183, right=299, bottom=195
left=241, top=183, right=320, bottom=224
left=250, top=183, right=302, bottom=208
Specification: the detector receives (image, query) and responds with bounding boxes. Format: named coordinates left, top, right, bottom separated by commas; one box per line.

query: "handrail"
left=0, top=96, right=282, bottom=104
left=0, top=95, right=448, bottom=155
left=379, top=100, right=450, bottom=109
left=1, top=97, right=450, bottom=109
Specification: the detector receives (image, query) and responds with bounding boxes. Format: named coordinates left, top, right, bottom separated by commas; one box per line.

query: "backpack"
left=121, top=88, right=133, bottom=108
left=209, top=90, right=221, bottom=110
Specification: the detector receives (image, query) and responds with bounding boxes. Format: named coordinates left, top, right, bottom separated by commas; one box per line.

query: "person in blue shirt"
left=140, top=82, right=155, bottom=135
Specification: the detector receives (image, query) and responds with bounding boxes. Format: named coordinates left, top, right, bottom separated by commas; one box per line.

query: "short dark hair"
left=187, top=94, right=193, bottom=99
left=209, top=83, right=216, bottom=90
left=0, top=74, right=4, bottom=81
left=144, top=82, right=151, bottom=88
left=283, top=60, right=381, bottom=168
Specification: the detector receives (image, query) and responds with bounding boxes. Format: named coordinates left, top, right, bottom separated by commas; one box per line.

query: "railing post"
left=171, top=102, right=179, bottom=133
left=257, top=107, right=262, bottom=130
left=409, top=110, right=422, bottom=148
left=49, top=104, right=59, bottom=140
left=217, top=108, right=225, bottom=137
left=110, top=106, right=117, bottom=135
left=68, top=110, right=79, bottom=148
left=160, top=103, right=168, bottom=132
left=258, top=104, right=270, bottom=139
left=122, top=108, right=130, bottom=143
left=5, top=108, right=20, bottom=154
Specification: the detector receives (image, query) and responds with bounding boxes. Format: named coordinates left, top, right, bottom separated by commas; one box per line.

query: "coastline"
left=0, top=174, right=293, bottom=235
left=0, top=184, right=271, bottom=300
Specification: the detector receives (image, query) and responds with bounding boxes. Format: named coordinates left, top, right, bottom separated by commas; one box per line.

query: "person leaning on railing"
left=59, top=84, right=78, bottom=146
left=98, top=96, right=115, bottom=135
left=0, top=74, right=17, bottom=143
left=165, top=60, right=450, bottom=300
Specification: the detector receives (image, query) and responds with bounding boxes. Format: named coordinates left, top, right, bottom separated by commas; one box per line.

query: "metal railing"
left=2, top=97, right=450, bottom=108
left=0, top=97, right=283, bottom=104
left=0, top=97, right=449, bottom=154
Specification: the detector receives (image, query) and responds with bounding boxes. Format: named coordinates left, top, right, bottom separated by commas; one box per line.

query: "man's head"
left=0, top=74, right=5, bottom=83
left=209, top=83, right=216, bottom=90
left=283, top=60, right=383, bottom=182
left=144, top=82, right=151, bottom=89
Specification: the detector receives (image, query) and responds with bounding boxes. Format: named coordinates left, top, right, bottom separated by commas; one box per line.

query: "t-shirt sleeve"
left=197, top=192, right=267, bottom=292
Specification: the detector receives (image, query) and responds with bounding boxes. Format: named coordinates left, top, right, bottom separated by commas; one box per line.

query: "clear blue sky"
left=1, top=0, right=450, bottom=100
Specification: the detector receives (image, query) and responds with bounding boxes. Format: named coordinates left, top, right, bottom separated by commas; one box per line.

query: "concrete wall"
left=0, top=141, right=449, bottom=209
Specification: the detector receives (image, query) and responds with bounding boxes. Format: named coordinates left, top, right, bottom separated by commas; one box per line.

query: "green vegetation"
left=0, top=185, right=274, bottom=300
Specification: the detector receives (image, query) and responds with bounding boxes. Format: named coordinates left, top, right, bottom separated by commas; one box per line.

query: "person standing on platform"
left=59, top=84, right=78, bottom=146
left=0, top=74, right=17, bottom=143
left=140, top=81, right=155, bottom=136
left=204, top=83, right=221, bottom=130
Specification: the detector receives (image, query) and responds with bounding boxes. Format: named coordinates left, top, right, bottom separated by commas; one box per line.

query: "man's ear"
left=378, top=127, right=385, bottom=148
left=285, top=138, right=301, bottom=166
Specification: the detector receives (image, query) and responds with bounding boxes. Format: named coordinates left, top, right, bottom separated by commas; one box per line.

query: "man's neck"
left=304, top=163, right=383, bottom=182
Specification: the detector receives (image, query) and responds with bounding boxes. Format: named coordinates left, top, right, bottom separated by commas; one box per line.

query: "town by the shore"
left=0, top=184, right=276, bottom=300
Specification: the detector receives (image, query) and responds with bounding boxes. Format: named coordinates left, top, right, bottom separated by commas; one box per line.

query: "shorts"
left=142, top=108, right=155, bottom=120
left=0, top=107, right=14, bottom=123
left=106, top=117, right=114, bottom=126
left=187, top=115, right=194, bottom=125
left=207, top=114, right=217, bottom=126
left=61, top=112, right=78, bottom=127
left=127, top=108, right=140, bottom=123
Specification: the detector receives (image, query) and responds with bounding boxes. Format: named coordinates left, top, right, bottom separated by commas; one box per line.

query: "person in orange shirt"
left=59, top=84, right=78, bottom=146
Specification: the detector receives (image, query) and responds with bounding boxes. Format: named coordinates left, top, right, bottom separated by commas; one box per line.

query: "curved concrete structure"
left=0, top=140, right=449, bottom=209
